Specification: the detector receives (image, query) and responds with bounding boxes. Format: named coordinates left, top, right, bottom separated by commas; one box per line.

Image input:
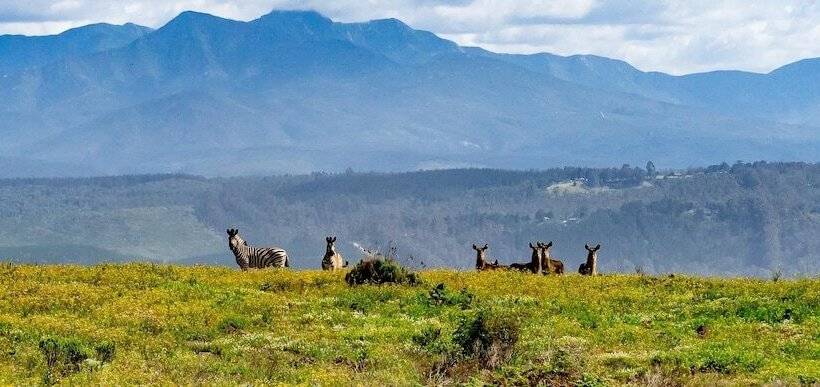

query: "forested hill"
left=0, top=161, right=817, bottom=277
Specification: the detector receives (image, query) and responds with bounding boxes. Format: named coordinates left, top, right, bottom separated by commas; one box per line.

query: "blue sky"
left=1, top=0, right=819, bottom=75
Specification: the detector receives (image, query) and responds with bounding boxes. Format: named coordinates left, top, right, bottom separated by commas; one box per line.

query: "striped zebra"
left=227, top=228, right=289, bottom=270
left=322, top=236, right=348, bottom=270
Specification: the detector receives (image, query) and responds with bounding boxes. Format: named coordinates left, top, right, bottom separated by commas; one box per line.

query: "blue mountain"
left=0, top=22, right=151, bottom=74
left=0, top=10, right=817, bottom=177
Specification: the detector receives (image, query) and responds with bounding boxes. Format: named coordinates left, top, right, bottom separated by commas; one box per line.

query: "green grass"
left=0, top=263, right=817, bottom=385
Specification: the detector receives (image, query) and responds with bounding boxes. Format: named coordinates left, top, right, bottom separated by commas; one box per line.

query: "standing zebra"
left=227, top=228, right=289, bottom=270
left=322, top=236, right=348, bottom=270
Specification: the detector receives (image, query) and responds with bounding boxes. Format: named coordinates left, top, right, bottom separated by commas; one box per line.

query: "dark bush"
left=345, top=258, right=419, bottom=286
left=453, top=309, right=520, bottom=369
left=94, top=341, right=116, bottom=363
left=39, top=336, right=93, bottom=384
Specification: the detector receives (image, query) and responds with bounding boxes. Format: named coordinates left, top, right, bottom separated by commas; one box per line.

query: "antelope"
left=510, top=242, right=542, bottom=274
left=539, top=241, right=564, bottom=274
left=322, top=236, right=348, bottom=270
left=578, top=244, right=601, bottom=276
left=473, top=244, right=504, bottom=271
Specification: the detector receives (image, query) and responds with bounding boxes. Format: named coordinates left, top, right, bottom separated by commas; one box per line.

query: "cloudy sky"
left=1, top=0, right=819, bottom=75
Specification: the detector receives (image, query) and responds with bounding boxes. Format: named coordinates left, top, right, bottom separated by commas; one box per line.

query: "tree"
left=646, top=161, right=657, bottom=177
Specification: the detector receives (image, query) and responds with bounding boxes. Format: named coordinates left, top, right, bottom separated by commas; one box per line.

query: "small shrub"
left=798, top=375, right=819, bottom=385
left=413, top=326, right=442, bottom=349
left=428, top=283, right=474, bottom=309
left=453, top=308, right=520, bottom=369
left=413, top=325, right=457, bottom=356
left=345, top=258, right=419, bottom=286
left=551, top=337, right=588, bottom=377
left=94, top=341, right=116, bottom=363
left=218, top=316, right=247, bottom=334
left=576, top=373, right=607, bottom=387
left=39, top=336, right=93, bottom=384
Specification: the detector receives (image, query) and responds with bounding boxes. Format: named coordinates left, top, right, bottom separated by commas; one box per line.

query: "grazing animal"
left=322, top=236, right=348, bottom=270
left=539, top=241, right=564, bottom=274
left=226, top=228, right=289, bottom=270
left=473, top=244, right=505, bottom=271
left=510, top=242, right=542, bottom=274
left=578, top=244, right=601, bottom=276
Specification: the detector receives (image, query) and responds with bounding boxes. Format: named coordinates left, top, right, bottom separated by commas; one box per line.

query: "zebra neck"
left=233, top=244, right=255, bottom=259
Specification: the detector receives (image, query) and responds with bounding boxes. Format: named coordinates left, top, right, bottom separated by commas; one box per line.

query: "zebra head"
left=227, top=228, right=246, bottom=251
left=325, top=236, right=337, bottom=254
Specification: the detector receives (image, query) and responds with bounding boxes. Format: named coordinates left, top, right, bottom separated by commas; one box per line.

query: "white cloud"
left=1, top=0, right=819, bottom=74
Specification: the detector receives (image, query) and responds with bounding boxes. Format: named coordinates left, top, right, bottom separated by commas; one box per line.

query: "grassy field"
left=0, top=264, right=817, bottom=385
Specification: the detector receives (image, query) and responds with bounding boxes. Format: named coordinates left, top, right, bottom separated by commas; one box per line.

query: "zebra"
left=226, top=228, right=289, bottom=270
left=322, top=236, right=348, bottom=270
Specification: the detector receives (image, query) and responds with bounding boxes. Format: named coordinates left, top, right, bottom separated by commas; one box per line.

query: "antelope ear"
left=326, top=236, right=331, bottom=242
left=595, top=244, right=601, bottom=251
left=483, top=244, right=488, bottom=250
left=472, top=244, right=478, bottom=250
left=529, top=242, right=534, bottom=248
left=585, top=244, right=590, bottom=251
left=546, top=241, right=553, bottom=248
left=227, top=229, right=231, bottom=235
left=332, top=236, right=337, bottom=243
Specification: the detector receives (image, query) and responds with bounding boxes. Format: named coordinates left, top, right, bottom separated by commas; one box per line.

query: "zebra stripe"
left=227, top=229, right=289, bottom=270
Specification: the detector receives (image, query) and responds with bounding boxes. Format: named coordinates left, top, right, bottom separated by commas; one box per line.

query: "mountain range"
left=1, top=9, right=818, bottom=177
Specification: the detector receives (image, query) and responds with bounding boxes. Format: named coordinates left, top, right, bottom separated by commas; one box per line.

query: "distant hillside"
left=0, top=162, right=817, bottom=276
left=0, top=10, right=818, bottom=177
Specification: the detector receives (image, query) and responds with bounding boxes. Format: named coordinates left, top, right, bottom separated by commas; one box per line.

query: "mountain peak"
left=252, top=9, right=335, bottom=39
left=161, top=10, right=234, bottom=29
left=255, top=9, right=333, bottom=26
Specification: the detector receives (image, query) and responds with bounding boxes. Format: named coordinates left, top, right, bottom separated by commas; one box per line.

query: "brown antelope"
left=539, top=241, right=564, bottom=274
left=510, top=242, right=541, bottom=274
left=473, top=244, right=505, bottom=271
left=578, top=244, right=601, bottom=276
left=322, top=236, right=348, bottom=270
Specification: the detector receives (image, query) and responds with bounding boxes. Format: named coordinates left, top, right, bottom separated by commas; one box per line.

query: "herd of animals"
left=227, top=228, right=602, bottom=275
left=472, top=242, right=601, bottom=275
